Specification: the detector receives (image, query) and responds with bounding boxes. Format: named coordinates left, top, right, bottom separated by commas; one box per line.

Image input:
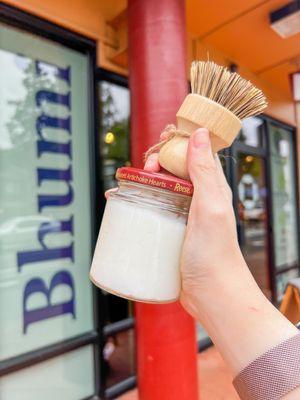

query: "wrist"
left=184, top=260, right=299, bottom=375
left=190, top=253, right=263, bottom=311
left=180, top=254, right=264, bottom=325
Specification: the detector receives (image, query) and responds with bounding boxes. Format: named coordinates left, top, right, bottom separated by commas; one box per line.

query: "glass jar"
left=90, top=167, right=193, bottom=303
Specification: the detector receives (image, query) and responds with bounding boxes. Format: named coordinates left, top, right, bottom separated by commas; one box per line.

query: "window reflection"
left=99, top=81, right=130, bottom=190
left=99, top=80, right=135, bottom=387
left=237, top=153, right=271, bottom=298
left=102, top=295, right=135, bottom=385
left=101, top=294, right=136, bottom=387
left=269, top=124, right=299, bottom=270
left=238, top=117, right=264, bottom=147
left=104, top=328, right=136, bottom=388
left=276, top=269, right=299, bottom=302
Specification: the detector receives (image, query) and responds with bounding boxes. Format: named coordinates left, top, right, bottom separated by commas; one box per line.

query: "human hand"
left=145, top=128, right=245, bottom=317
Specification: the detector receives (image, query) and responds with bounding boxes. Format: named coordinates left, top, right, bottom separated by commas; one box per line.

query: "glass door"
left=267, top=122, right=300, bottom=302
left=232, top=116, right=300, bottom=303
left=236, top=152, right=271, bottom=299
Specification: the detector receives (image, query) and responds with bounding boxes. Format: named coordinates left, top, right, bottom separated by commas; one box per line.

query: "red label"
left=116, top=167, right=193, bottom=197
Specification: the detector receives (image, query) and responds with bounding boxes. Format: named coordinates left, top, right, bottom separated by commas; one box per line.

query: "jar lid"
left=116, top=167, right=193, bottom=197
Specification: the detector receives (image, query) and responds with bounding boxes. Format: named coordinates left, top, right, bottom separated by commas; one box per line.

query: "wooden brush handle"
left=158, top=94, right=242, bottom=180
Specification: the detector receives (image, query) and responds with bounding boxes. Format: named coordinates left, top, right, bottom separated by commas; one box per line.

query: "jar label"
left=116, top=167, right=193, bottom=197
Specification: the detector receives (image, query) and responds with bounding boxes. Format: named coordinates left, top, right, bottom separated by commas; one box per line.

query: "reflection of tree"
left=272, top=130, right=287, bottom=192
left=100, top=83, right=118, bottom=133
left=6, top=57, right=56, bottom=146
left=106, top=119, right=129, bottom=161
left=100, top=83, right=129, bottom=162
left=241, top=157, right=261, bottom=178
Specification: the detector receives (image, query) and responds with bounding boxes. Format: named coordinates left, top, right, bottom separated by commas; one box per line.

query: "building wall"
left=2, top=0, right=128, bottom=75
left=193, top=40, right=296, bottom=126
left=2, top=0, right=298, bottom=128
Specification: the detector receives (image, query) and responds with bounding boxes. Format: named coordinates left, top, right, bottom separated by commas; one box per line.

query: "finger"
left=144, top=153, right=160, bottom=172
left=187, top=128, right=219, bottom=197
left=105, top=188, right=117, bottom=200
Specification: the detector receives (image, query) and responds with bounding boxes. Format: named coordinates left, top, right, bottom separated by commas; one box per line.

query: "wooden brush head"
left=158, top=61, right=268, bottom=180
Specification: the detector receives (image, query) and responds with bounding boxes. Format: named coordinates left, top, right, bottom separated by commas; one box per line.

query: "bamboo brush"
left=158, top=61, right=268, bottom=180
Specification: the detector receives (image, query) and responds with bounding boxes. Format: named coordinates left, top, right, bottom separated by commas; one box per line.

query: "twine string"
left=144, top=124, right=237, bottom=165
left=144, top=124, right=190, bottom=161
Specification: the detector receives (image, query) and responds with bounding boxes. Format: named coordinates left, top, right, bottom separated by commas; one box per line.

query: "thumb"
left=187, top=128, right=218, bottom=192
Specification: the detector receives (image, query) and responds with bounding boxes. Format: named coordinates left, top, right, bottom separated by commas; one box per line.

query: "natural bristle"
left=191, top=61, right=268, bottom=120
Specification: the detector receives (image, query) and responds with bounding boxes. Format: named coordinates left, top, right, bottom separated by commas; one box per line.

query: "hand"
left=145, top=128, right=244, bottom=317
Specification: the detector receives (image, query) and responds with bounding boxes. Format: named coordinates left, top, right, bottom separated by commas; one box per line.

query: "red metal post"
left=128, top=0, right=199, bottom=399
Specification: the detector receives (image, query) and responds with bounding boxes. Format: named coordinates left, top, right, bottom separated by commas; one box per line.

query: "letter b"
left=23, top=271, right=75, bottom=333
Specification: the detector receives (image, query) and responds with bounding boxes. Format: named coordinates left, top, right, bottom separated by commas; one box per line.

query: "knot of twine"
left=144, top=124, right=190, bottom=161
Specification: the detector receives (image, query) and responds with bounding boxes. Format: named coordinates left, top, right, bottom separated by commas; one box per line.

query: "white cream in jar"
left=90, top=167, right=193, bottom=303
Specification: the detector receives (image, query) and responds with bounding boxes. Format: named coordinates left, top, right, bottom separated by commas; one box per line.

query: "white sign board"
left=0, top=23, right=94, bottom=361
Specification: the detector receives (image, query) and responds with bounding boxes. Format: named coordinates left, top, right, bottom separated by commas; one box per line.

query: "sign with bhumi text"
left=0, top=23, right=94, bottom=361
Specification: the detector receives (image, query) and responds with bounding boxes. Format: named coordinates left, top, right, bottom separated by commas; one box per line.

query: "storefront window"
left=268, top=123, right=299, bottom=301
left=0, top=21, right=95, bottom=397
left=98, top=77, right=135, bottom=388
left=0, top=346, right=94, bottom=399
left=99, top=81, right=130, bottom=190
left=268, top=123, right=299, bottom=270
left=236, top=152, right=271, bottom=298
left=238, top=117, right=264, bottom=147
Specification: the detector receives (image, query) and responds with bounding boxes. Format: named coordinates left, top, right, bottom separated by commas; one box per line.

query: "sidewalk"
left=119, top=346, right=239, bottom=399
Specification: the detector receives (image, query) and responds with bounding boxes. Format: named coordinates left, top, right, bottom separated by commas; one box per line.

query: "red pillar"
left=128, top=1, right=199, bottom=399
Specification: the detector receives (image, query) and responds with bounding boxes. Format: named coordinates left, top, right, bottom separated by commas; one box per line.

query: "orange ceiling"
left=187, top=0, right=265, bottom=38
left=186, top=0, right=300, bottom=98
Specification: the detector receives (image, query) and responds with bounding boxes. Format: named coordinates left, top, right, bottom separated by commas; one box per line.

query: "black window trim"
left=96, top=67, right=128, bottom=88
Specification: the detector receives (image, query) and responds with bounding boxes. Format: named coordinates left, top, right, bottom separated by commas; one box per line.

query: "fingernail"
left=192, top=128, right=209, bottom=148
